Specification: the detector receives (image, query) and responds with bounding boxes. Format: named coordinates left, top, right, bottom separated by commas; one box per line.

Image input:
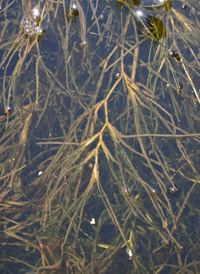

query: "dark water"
left=0, top=0, right=200, bottom=273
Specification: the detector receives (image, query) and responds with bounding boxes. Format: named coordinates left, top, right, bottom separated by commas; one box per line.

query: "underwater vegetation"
left=0, top=0, right=200, bottom=273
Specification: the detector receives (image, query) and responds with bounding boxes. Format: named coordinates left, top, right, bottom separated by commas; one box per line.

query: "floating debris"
left=169, top=50, right=180, bottom=62
left=20, top=7, right=46, bottom=37
left=90, top=218, right=96, bottom=224
left=115, top=72, right=121, bottom=80
left=178, top=82, right=183, bottom=95
left=68, top=2, right=79, bottom=20
left=168, top=184, right=178, bottom=195
left=79, top=40, right=87, bottom=48
left=126, top=247, right=133, bottom=259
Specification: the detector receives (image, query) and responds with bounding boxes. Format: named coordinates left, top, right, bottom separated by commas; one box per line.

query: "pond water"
left=0, top=0, right=200, bottom=273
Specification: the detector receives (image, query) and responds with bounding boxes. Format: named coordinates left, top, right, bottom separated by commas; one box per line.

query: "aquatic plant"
left=0, top=0, right=200, bottom=273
